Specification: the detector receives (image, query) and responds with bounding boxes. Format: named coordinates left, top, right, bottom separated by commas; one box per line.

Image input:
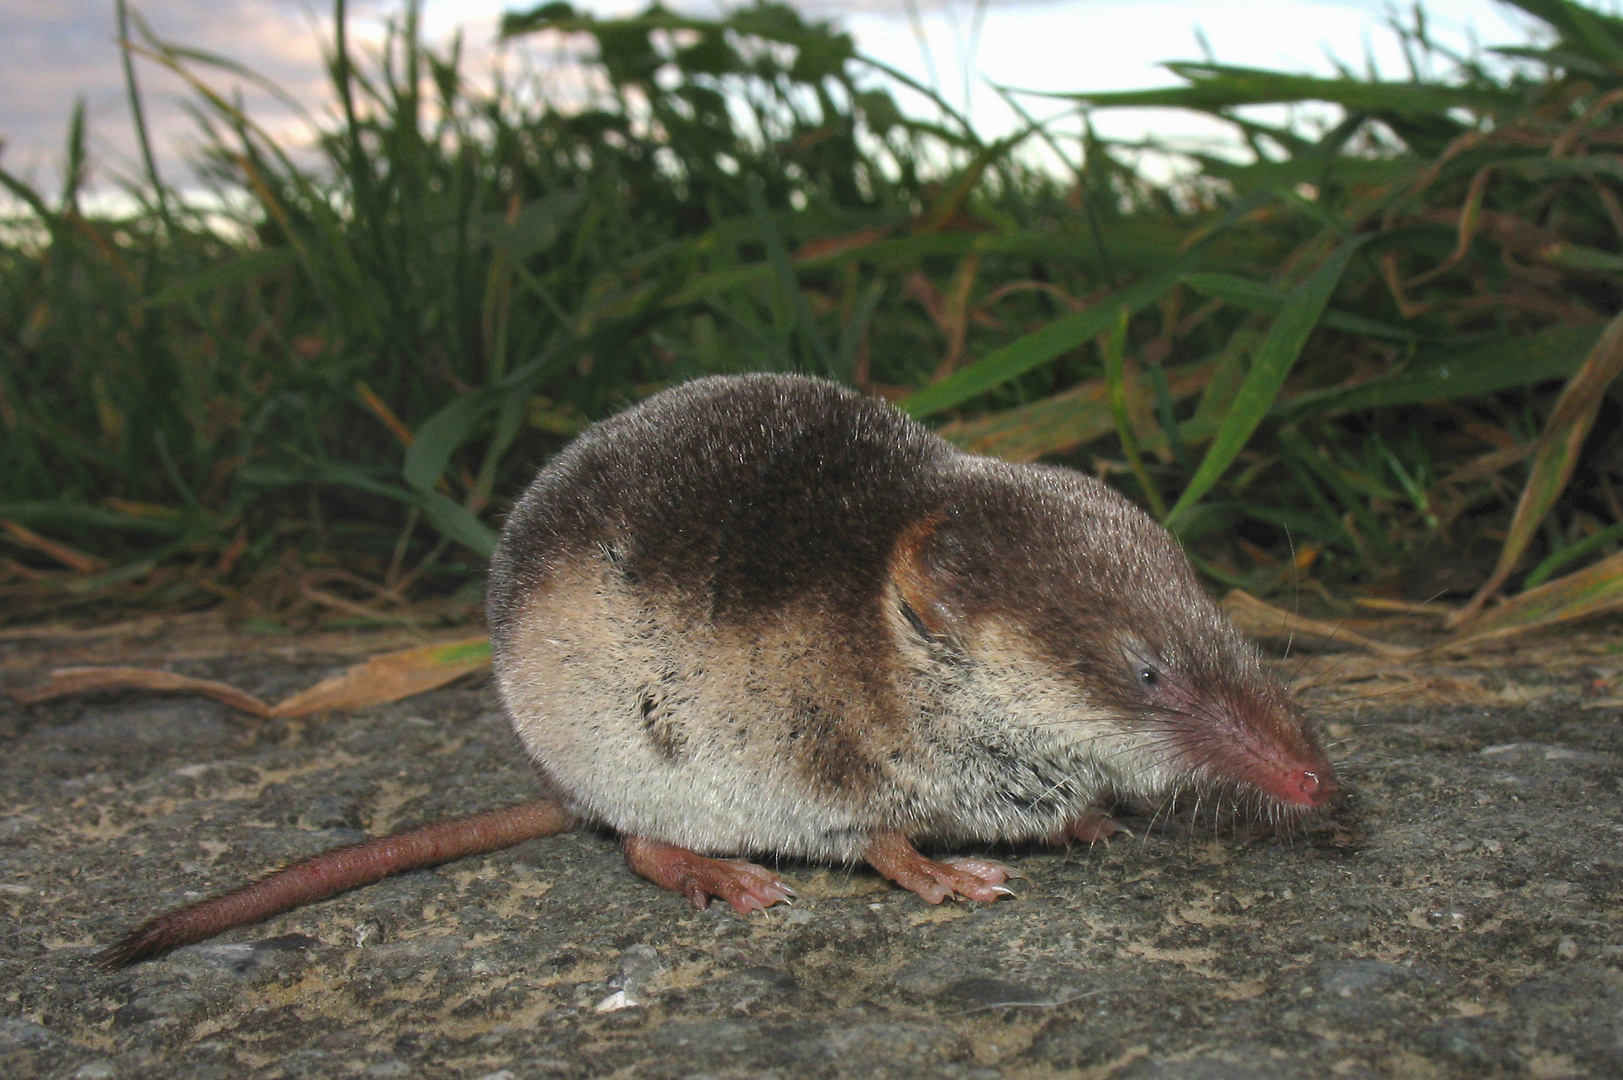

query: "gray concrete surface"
left=2, top=648, right=1620, bottom=1079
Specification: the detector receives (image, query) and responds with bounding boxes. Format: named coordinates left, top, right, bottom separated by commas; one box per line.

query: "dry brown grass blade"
left=1551, top=86, right=1623, bottom=157
left=1439, top=548, right=1623, bottom=651
left=355, top=380, right=415, bottom=446
left=11, top=667, right=274, bottom=716
left=931, top=253, right=982, bottom=379
left=1353, top=596, right=1458, bottom=622
left=1401, top=165, right=1497, bottom=292
left=938, top=363, right=1210, bottom=462
left=1452, top=306, right=1623, bottom=627
left=298, top=584, right=423, bottom=627
left=791, top=225, right=891, bottom=262
left=1221, top=589, right=1417, bottom=659
left=267, top=635, right=491, bottom=718
left=937, top=379, right=1115, bottom=462
left=977, top=279, right=1087, bottom=316
left=1442, top=441, right=1537, bottom=487
left=0, top=613, right=210, bottom=642
left=1, top=521, right=110, bottom=574
left=9, top=636, right=492, bottom=718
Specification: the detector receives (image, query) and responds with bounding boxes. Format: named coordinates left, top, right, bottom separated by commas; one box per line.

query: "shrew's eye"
left=1139, top=666, right=1160, bottom=687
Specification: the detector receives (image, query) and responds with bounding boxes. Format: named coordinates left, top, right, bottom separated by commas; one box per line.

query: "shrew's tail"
left=100, top=798, right=575, bottom=968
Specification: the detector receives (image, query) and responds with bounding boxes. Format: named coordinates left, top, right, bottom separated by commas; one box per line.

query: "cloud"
left=0, top=0, right=495, bottom=194
left=0, top=0, right=331, bottom=190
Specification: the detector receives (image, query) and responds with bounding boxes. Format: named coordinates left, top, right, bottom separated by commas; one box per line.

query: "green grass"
left=3, top=0, right=1623, bottom=629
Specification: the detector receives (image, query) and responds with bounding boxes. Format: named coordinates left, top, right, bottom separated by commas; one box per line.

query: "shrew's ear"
left=887, top=511, right=962, bottom=648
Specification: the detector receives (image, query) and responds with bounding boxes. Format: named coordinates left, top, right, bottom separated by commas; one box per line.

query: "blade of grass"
left=116, top=0, right=173, bottom=236
left=1222, top=588, right=1415, bottom=658
left=836, top=277, right=887, bottom=383
left=901, top=269, right=1181, bottom=418
left=0, top=503, right=190, bottom=535
left=0, top=521, right=110, bottom=573
left=935, top=359, right=1211, bottom=462
left=1166, top=232, right=1372, bottom=528
left=1443, top=548, right=1623, bottom=649
left=1523, top=518, right=1623, bottom=589
left=269, top=635, right=491, bottom=717
left=10, top=635, right=493, bottom=718
left=1453, top=306, right=1623, bottom=626
left=1032, top=62, right=1521, bottom=117
left=1181, top=271, right=1411, bottom=340
left=1145, top=360, right=1191, bottom=471
left=1102, top=307, right=1167, bottom=518
left=1281, top=323, right=1604, bottom=416
left=12, top=667, right=274, bottom=715
left=746, top=173, right=834, bottom=374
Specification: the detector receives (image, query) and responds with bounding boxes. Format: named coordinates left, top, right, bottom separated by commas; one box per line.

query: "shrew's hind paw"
left=862, top=833, right=1015, bottom=904
left=623, top=835, right=795, bottom=915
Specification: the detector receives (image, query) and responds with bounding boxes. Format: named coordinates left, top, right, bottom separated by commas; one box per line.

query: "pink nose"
left=1284, top=767, right=1338, bottom=807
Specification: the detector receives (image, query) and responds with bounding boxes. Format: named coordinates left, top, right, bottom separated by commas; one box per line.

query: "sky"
left=0, top=0, right=1551, bottom=196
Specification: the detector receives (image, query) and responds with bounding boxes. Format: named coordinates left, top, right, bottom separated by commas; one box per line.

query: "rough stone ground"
left=1, top=616, right=1621, bottom=1079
